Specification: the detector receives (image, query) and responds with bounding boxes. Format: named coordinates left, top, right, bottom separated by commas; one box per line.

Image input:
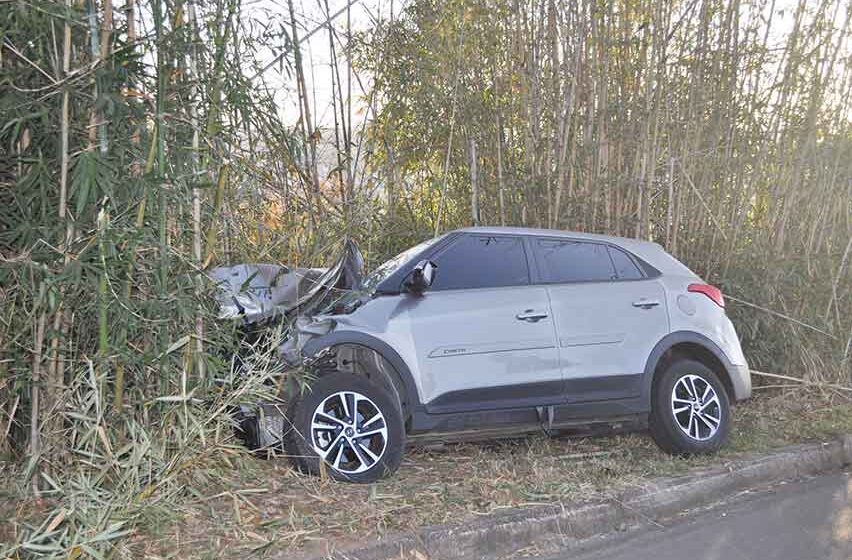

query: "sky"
left=234, top=0, right=850, bottom=150
left=245, top=0, right=400, bottom=129
left=249, top=0, right=823, bottom=127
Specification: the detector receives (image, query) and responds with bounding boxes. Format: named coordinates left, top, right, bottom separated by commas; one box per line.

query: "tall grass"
left=0, top=334, right=288, bottom=556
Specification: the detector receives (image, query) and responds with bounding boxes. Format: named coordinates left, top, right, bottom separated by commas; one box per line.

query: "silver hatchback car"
left=270, top=227, right=752, bottom=482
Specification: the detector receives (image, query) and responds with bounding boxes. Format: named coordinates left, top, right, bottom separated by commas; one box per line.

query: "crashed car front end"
left=209, top=238, right=365, bottom=325
left=209, top=239, right=367, bottom=450
left=211, top=234, right=447, bottom=452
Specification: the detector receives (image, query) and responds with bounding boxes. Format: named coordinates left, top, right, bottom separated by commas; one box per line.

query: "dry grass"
left=113, top=388, right=852, bottom=559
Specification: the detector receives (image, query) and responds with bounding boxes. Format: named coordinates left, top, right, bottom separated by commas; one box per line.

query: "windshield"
left=361, top=234, right=446, bottom=293
left=320, top=234, right=446, bottom=314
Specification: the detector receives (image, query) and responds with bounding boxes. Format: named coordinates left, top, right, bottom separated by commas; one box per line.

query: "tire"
left=284, top=372, right=405, bottom=483
left=649, top=359, right=731, bottom=455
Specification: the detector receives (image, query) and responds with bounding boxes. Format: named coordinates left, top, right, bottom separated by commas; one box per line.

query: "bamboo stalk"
left=726, top=294, right=837, bottom=339
left=47, top=0, right=73, bottom=418
left=496, top=112, right=506, bottom=226
left=99, top=0, right=112, bottom=153
left=751, top=370, right=852, bottom=393
left=203, top=164, right=230, bottom=269
left=323, top=0, right=347, bottom=226
left=85, top=0, right=101, bottom=150
left=345, top=0, right=353, bottom=215
left=434, top=11, right=465, bottom=236
left=152, top=0, right=168, bottom=388
left=97, top=207, right=109, bottom=379
left=824, top=233, right=852, bottom=325
left=188, top=0, right=204, bottom=380
left=287, top=0, right=321, bottom=236
left=30, top=307, right=46, bottom=494
left=469, top=137, right=479, bottom=226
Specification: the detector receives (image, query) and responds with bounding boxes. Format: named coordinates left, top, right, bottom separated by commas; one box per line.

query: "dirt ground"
left=128, top=388, right=852, bottom=559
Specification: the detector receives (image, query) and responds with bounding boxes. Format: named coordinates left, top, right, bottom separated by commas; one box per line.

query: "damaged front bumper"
left=209, top=238, right=364, bottom=325
left=210, top=239, right=365, bottom=451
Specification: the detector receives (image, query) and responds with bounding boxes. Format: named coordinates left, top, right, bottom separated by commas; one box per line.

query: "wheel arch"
left=642, top=331, right=737, bottom=405
left=300, top=331, right=420, bottom=424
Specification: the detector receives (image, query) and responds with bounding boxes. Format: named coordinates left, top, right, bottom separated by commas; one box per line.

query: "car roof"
left=370, top=226, right=695, bottom=294
left=453, top=226, right=656, bottom=249
left=451, top=226, right=696, bottom=277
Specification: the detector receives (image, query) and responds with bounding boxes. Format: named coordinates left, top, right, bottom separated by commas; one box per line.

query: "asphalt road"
left=548, top=472, right=852, bottom=560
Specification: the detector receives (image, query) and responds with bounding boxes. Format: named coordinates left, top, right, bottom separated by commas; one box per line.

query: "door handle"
left=632, top=299, right=661, bottom=309
left=516, top=309, right=549, bottom=322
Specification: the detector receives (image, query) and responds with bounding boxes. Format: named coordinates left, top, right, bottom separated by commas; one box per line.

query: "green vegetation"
left=1, top=0, right=850, bottom=556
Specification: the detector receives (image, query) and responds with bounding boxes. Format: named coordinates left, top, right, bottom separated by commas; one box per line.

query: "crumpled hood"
left=209, top=239, right=364, bottom=325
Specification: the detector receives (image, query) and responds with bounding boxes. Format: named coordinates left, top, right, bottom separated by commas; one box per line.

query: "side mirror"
left=405, top=260, right=437, bottom=294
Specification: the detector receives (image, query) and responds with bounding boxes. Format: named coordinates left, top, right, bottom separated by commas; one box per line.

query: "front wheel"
left=284, top=372, right=405, bottom=483
left=649, top=359, right=731, bottom=455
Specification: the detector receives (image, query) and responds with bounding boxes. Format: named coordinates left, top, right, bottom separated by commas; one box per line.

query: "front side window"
left=362, top=234, right=446, bottom=293
left=430, top=235, right=529, bottom=291
left=534, top=239, right=616, bottom=283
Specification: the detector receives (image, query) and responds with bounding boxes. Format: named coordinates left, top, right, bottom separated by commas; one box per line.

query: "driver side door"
left=406, top=234, right=562, bottom=414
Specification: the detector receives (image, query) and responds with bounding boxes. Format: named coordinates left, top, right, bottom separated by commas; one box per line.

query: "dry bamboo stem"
left=188, top=0, right=204, bottom=380
left=30, top=309, right=46, bottom=494
left=434, top=13, right=465, bottom=236
left=750, top=369, right=852, bottom=393
left=469, top=137, right=479, bottom=226
left=496, top=114, right=506, bottom=226
left=726, top=294, right=836, bottom=339
left=287, top=0, right=321, bottom=234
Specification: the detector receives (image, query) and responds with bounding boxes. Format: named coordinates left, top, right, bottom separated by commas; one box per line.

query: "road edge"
left=299, top=435, right=852, bottom=560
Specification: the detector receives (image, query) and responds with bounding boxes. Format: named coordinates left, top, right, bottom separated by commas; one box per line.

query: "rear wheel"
left=284, top=372, right=405, bottom=483
left=649, top=359, right=731, bottom=455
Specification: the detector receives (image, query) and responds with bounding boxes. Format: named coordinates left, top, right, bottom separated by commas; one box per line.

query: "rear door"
left=407, top=234, right=562, bottom=413
left=530, top=237, right=669, bottom=403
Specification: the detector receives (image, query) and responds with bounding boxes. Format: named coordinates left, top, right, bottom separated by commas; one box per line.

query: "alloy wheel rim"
left=310, top=390, right=388, bottom=474
left=671, top=374, right=722, bottom=441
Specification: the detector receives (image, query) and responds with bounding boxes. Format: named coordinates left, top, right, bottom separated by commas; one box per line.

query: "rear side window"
left=607, top=246, right=643, bottom=280
left=430, top=235, right=529, bottom=290
left=534, top=239, right=615, bottom=283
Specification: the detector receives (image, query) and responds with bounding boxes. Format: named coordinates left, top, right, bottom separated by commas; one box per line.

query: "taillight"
left=688, top=283, right=725, bottom=308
